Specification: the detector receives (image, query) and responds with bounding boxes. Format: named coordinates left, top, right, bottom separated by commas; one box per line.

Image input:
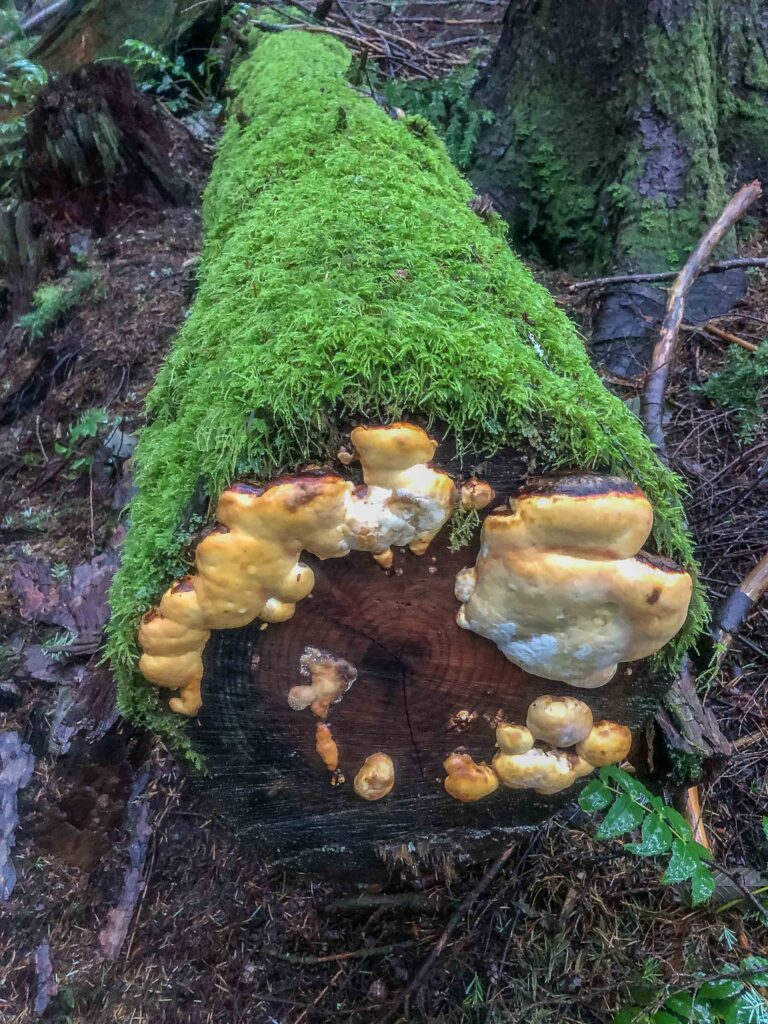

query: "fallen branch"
left=33, top=942, right=58, bottom=1018
left=655, top=654, right=731, bottom=759
left=569, top=256, right=768, bottom=292
left=641, top=180, right=762, bottom=462
left=98, top=770, right=153, bottom=960
left=680, top=321, right=758, bottom=354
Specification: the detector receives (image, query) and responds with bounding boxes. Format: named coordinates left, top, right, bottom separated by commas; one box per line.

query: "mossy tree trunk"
left=471, top=0, right=768, bottom=277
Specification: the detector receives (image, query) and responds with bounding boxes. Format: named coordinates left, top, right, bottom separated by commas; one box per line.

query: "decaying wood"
left=98, top=770, right=153, bottom=960
left=642, top=180, right=762, bottom=463
left=655, top=655, right=731, bottom=759
left=33, top=942, right=58, bottom=1018
left=569, top=257, right=768, bottom=292
left=0, top=201, right=41, bottom=313
left=0, top=732, right=35, bottom=901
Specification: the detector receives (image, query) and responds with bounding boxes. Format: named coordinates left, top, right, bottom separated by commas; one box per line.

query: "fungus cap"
left=526, top=695, right=593, bottom=747
left=443, top=752, right=499, bottom=802
left=492, top=748, right=593, bottom=795
left=354, top=753, right=395, bottom=801
left=496, top=722, right=535, bottom=755
left=576, top=721, right=632, bottom=766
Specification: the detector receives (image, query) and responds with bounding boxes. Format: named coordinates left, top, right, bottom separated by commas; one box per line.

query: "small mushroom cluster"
left=456, top=474, right=693, bottom=687
left=138, top=422, right=493, bottom=715
left=443, top=695, right=632, bottom=802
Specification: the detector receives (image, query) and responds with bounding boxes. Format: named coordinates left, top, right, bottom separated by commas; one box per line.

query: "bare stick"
left=680, top=322, right=758, bottom=353
left=641, top=181, right=762, bottom=462
left=399, top=844, right=515, bottom=1016
left=569, top=256, right=768, bottom=292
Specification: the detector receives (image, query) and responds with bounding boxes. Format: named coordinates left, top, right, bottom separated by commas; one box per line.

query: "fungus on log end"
left=354, top=753, right=395, bottom=801
left=137, top=422, right=491, bottom=716
left=456, top=475, right=693, bottom=687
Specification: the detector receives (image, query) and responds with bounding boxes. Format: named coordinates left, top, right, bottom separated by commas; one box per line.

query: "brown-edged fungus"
left=526, top=695, right=593, bottom=747
left=460, top=478, right=495, bottom=510
left=495, top=722, right=534, bottom=754
left=354, top=753, right=395, bottom=801
left=455, top=474, right=693, bottom=687
left=443, top=752, right=499, bottom=802
left=576, top=720, right=632, bottom=766
left=315, top=722, right=340, bottom=771
left=137, top=422, right=494, bottom=715
left=492, top=747, right=594, bottom=795
left=287, top=647, right=357, bottom=719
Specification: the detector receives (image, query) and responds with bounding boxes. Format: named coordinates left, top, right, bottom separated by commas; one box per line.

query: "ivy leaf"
left=665, top=993, right=713, bottom=1023
left=601, top=766, right=652, bottom=805
left=662, top=839, right=698, bottom=884
left=596, top=794, right=646, bottom=841
left=661, top=806, right=693, bottom=842
left=741, top=956, right=768, bottom=986
left=626, top=815, right=674, bottom=857
left=690, top=865, right=717, bottom=906
left=613, top=1008, right=653, bottom=1024
left=697, top=977, right=745, bottom=1001
left=651, top=1012, right=686, bottom=1024
left=579, top=780, right=614, bottom=812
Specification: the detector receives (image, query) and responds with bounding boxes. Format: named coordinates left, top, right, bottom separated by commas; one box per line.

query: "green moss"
left=106, top=31, right=707, bottom=747
left=17, top=269, right=101, bottom=339
left=696, top=340, right=768, bottom=443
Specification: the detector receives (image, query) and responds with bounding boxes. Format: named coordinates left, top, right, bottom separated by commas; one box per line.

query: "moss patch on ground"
left=106, top=30, right=707, bottom=748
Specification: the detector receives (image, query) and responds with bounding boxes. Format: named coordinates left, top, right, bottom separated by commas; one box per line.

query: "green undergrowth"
left=17, top=269, right=101, bottom=340
left=697, top=341, right=768, bottom=443
left=106, top=31, right=707, bottom=749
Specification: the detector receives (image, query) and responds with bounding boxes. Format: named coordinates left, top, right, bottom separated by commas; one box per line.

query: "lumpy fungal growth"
left=493, top=747, right=595, bottom=795
left=526, top=695, right=593, bottom=747
left=288, top=647, right=357, bottom=719
left=495, top=722, right=534, bottom=754
left=455, top=474, right=693, bottom=687
left=576, top=720, right=632, bottom=766
left=354, top=753, right=395, bottom=801
left=138, top=423, right=491, bottom=715
left=315, top=722, right=340, bottom=772
left=443, top=752, right=499, bottom=803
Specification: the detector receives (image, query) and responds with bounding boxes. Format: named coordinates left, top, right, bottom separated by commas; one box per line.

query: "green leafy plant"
left=383, top=60, right=493, bottom=170
left=0, top=55, right=48, bottom=191
left=613, top=957, right=768, bottom=1023
left=696, top=341, right=768, bottom=443
left=119, top=39, right=207, bottom=113
left=55, top=407, right=111, bottom=476
left=578, top=766, right=715, bottom=905
left=17, top=269, right=101, bottom=340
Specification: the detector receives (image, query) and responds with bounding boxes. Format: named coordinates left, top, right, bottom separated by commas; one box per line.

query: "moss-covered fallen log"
left=106, top=30, right=706, bottom=870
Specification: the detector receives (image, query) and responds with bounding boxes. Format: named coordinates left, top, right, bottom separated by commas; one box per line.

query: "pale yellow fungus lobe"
left=576, top=720, right=632, bottom=766
left=526, top=695, right=593, bottom=747
left=354, top=753, right=395, bottom=801
left=287, top=646, right=357, bottom=719
left=460, top=478, right=495, bottom=510
left=315, top=722, right=340, bottom=771
left=455, top=474, right=693, bottom=687
left=138, top=423, right=492, bottom=715
left=493, top=747, right=594, bottom=795
left=495, top=722, right=534, bottom=755
left=443, top=752, right=499, bottom=803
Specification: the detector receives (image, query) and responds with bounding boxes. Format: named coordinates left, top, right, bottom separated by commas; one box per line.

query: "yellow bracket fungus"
left=287, top=646, right=357, bottom=719
left=455, top=474, right=693, bottom=688
left=138, top=423, right=491, bottom=716
left=443, top=752, right=499, bottom=803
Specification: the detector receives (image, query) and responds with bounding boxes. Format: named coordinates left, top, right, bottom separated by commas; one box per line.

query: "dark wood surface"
left=190, top=455, right=668, bottom=876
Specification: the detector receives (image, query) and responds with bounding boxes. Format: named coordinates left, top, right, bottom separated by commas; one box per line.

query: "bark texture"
left=471, top=0, right=768, bottom=276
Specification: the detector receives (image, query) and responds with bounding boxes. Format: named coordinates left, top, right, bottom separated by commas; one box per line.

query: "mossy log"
left=107, top=31, right=706, bottom=875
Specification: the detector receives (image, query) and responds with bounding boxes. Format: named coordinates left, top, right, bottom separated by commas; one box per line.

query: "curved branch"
left=641, top=180, right=762, bottom=463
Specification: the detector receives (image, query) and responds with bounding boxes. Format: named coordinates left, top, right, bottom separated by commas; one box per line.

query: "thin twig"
left=398, top=844, right=515, bottom=1016
left=569, top=256, right=768, bottom=292
left=680, top=322, right=758, bottom=353
left=641, top=181, right=762, bottom=462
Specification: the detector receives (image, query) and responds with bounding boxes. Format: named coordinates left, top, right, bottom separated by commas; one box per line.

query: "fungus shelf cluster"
left=444, top=695, right=632, bottom=802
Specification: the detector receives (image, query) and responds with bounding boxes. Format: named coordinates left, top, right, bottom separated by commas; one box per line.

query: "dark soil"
left=1, top=6, right=767, bottom=1023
